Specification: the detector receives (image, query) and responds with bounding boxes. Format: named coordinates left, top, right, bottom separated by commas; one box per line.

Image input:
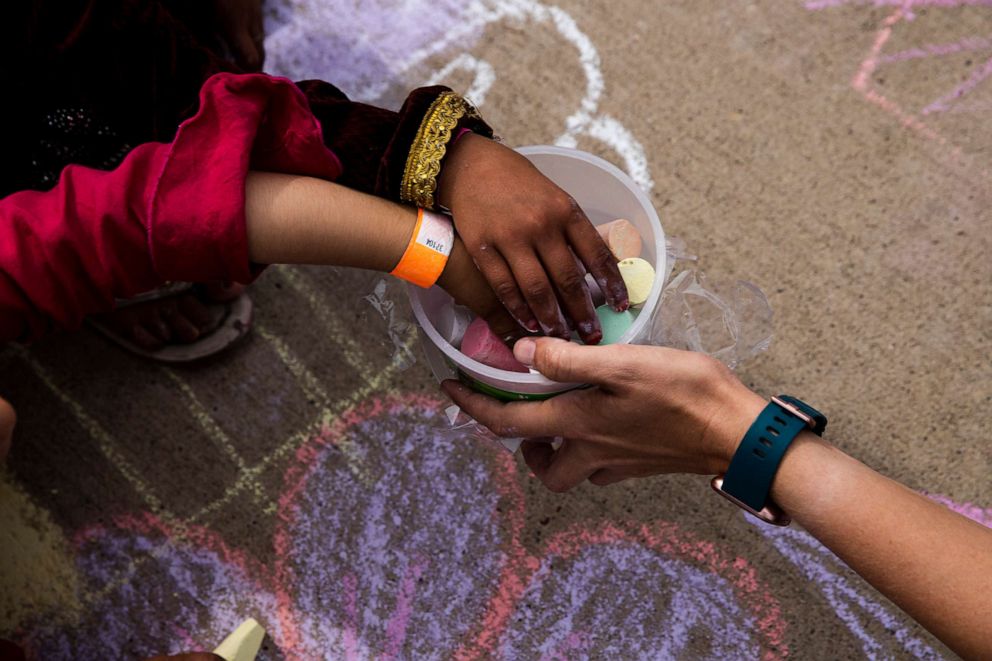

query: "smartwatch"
left=711, top=395, right=827, bottom=526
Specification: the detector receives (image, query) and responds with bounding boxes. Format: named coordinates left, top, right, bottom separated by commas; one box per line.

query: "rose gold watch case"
left=770, top=396, right=816, bottom=430
left=710, top=476, right=792, bottom=527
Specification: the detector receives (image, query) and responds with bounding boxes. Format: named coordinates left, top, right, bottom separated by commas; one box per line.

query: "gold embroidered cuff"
left=400, top=91, right=483, bottom=209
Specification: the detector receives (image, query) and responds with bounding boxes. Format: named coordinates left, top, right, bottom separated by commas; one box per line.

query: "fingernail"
left=514, top=338, right=537, bottom=366
left=525, top=318, right=540, bottom=332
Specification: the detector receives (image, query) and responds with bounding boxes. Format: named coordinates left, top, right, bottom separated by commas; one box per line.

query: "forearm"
left=245, top=172, right=415, bottom=272
left=771, top=433, right=992, bottom=659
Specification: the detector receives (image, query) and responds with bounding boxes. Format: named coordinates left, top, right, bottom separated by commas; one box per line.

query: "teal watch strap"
left=720, top=395, right=826, bottom=513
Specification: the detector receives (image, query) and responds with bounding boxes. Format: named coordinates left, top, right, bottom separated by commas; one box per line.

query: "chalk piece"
left=436, top=304, right=473, bottom=348
left=596, top=218, right=643, bottom=260
left=214, top=618, right=265, bottom=661
left=618, top=257, right=655, bottom=308
left=595, top=305, right=634, bottom=344
left=584, top=273, right=606, bottom=307
left=461, top=318, right=529, bottom=372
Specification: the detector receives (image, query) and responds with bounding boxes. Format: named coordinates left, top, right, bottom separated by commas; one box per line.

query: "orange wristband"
left=390, top=208, right=455, bottom=288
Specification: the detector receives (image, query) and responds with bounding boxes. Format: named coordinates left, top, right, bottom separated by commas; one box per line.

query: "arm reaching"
left=444, top=337, right=992, bottom=659
left=0, top=73, right=512, bottom=343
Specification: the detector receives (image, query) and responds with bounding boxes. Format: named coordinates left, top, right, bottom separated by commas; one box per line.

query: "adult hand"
left=442, top=337, right=766, bottom=492
left=437, top=135, right=628, bottom=344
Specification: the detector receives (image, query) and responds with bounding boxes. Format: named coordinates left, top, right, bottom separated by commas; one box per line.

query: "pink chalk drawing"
left=807, top=0, right=992, bottom=178
left=13, top=394, right=788, bottom=659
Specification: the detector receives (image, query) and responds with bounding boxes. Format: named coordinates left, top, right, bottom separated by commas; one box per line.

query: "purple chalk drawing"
left=13, top=394, right=788, bottom=659
left=271, top=396, right=508, bottom=658
left=497, top=543, right=758, bottom=658
left=263, top=0, right=480, bottom=97
left=16, top=514, right=286, bottom=660
left=748, top=516, right=950, bottom=660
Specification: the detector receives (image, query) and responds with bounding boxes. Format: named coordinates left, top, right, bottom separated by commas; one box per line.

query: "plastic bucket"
left=407, top=145, right=666, bottom=400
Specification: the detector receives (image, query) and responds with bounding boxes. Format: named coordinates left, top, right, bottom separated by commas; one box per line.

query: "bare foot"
left=95, top=283, right=246, bottom=351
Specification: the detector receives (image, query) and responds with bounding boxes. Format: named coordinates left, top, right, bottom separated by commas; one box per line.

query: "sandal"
left=87, top=282, right=253, bottom=363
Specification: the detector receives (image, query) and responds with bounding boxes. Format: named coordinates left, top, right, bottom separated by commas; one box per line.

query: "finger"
left=441, top=380, right=564, bottom=438
left=441, top=243, right=525, bottom=341
left=588, top=468, right=627, bottom=487
left=520, top=438, right=556, bottom=477
left=504, top=248, right=570, bottom=339
left=512, top=336, right=624, bottom=385
left=539, top=242, right=601, bottom=344
left=473, top=248, right=539, bottom=333
left=538, top=439, right=596, bottom=493
left=482, top=306, right=525, bottom=344
left=567, top=216, right=629, bottom=311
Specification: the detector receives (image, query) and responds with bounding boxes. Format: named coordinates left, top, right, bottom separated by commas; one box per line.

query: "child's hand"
left=437, top=135, right=629, bottom=344
left=437, top=238, right=521, bottom=341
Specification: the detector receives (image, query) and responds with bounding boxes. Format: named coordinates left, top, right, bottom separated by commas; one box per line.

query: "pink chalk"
left=596, top=219, right=643, bottom=260
left=460, top=318, right=529, bottom=373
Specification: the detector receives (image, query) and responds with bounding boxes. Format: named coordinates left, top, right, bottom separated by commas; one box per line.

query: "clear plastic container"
left=407, top=145, right=666, bottom=400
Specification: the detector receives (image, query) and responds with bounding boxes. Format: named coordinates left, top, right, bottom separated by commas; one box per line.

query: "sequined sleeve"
left=297, top=82, right=493, bottom=207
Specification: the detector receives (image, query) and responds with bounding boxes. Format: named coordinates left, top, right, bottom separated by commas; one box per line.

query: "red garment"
left=0, top=72, right=341, bottom=342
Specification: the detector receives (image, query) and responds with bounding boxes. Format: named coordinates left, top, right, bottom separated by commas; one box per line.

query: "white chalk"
left=213, top=618, right=265, bottom=661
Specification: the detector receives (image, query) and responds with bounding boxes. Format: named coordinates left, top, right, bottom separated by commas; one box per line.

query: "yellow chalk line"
left=15, top=348, right=173, bottom=523
left=277, top=265, right=381, bottom=376
left=253, top=322, right=378, bottom=486
left=163, top=369, right=273, bottom=510
left=19, top=274, right=419, bottom=616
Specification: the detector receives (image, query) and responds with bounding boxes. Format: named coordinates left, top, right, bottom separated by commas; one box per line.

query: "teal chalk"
left=594, top=305, right=634, bottom=344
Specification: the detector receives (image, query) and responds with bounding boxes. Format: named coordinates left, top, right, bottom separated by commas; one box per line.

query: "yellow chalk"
left=618, top=257, right=655, bottom=308
left=214, top=618, right=265, bottom=661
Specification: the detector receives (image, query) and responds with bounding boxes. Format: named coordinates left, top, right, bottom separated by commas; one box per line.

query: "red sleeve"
left=0, top=73, right=341, bottom=343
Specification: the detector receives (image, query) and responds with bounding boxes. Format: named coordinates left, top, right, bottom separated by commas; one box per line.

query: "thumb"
left=513, top=337, right=617, bottom=384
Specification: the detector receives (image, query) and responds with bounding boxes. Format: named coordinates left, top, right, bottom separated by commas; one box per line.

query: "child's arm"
left=244, top=172, right=513, bottom=330
left=0, top=73, right=510, bottom=342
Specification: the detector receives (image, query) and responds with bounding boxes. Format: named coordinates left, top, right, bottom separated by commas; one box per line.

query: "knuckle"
left=493, top=280, right=520, bottom=302
left=541, top=342, right=571, bottom=378
left=547, top=189, right=577, bottom=218
left=556, top=271, right=587, bottom=298
left=523, top=282, right=554, bottom=305
left=545, top=477, right=570, bottom=493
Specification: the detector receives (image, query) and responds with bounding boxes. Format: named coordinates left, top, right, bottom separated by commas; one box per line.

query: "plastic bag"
left=648, top=242, right=773, bottom=370
left=361, top=278, right=418, bottom=371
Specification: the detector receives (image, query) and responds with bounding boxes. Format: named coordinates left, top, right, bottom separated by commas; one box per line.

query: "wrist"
left=436, top=132, right=486, bottom=209
left=705, top=383, right=767, bottom=475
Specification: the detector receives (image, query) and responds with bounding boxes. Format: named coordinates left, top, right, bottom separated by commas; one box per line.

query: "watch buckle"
left=771, top=396, right=816, bottom=430
left=711, top=476, right=791, bottom=527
